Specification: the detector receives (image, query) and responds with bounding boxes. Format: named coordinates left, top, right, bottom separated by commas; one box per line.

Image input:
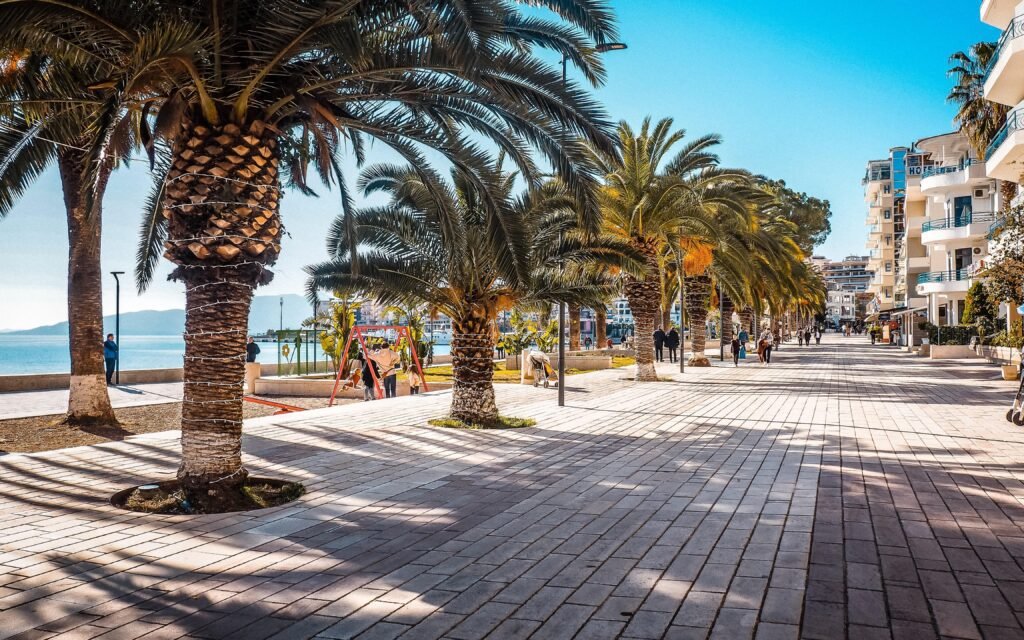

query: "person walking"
left=653, top=327, right=666, bottom=363
left=737, top=328, right=749, bottom=360
left=763, top=331, right=774, bottom=364
left=803, top=327, right=811, bottom=347
left=407, top=365, right=422, bottom=395
left=798, top=331, right=804, bottom=347
left=103, top=333, right=118, bottom=385
left=756, top=336, right=767, bottom=364
left=584, top=336, right=593, bottom=350
left=666, top=327, right=680, bottom=363
left=378, top=340, right=401, bottom=398
left=814, top=326, right=822, bottom=345
left=730, top=335, right=741, bottom=366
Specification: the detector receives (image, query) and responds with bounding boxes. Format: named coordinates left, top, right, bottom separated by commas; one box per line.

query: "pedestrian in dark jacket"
left=246, top=336, right=261, bottom=362
left=653, top=327, right=666, bottom=362
left=103, top=333, right=118, bottom=385
left=359, top=354, right=379, bottom=401
left=730, top=336, right=741, bottom=366
left=665, top=328, right=680, bottom=363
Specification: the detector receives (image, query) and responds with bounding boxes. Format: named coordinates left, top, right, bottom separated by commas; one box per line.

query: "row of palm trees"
left=0, top=1, right=822, bottom=500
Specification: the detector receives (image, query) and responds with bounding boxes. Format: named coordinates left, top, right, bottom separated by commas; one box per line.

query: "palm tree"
left=948, top=42, right=1016, bottom=207
left=307, top=163, right=635, bottom=423
left=3, top=1, right=620, bottom=494
left=0, top=48, right=126, bottom=425
left=593, top=117, right=751, bottom=379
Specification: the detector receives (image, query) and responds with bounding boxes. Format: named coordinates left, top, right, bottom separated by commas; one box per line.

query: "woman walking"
left=763, top=331, right=774, bottom=364
left=814, top=326, right=822, bottom=345
left=737, top=328, right=749, bottom=360
left=731, top=335, right=741, bottom=366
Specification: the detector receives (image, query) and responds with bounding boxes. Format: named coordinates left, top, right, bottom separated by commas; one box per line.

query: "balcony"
left=982, top=0, right=1016, bottom=28
left=989, top=216, right=1007, bottom=239
left=985, top=15, right=1024, bottom=105
left=907, top=255, right=930, bottom=270
left=915, top=269, right=972, bottom=295
left=987, top=110, right=1024, bottom=181
left=919, top=159, right=987, bottom=194
left=921, top=212, right=997, bottom=246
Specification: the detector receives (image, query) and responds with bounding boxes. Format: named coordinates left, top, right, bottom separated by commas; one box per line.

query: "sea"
left=0, top=335, right=451, bottom=376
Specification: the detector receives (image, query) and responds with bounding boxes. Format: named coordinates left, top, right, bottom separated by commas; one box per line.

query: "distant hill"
left=7, top=294, right=314, bottom=336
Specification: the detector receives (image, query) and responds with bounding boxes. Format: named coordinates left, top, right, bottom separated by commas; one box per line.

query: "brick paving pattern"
left=0, top=335, right=1021, bottom=639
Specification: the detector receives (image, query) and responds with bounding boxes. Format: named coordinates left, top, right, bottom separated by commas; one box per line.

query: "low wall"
left=0, top=367, right=186, bottom=393
left=975, top=345, right=1022, bottom=365
left=929, top=345, right=983, bottom=360
left=504, top=353, right=613, bottom=371
left=254, top=375, right=452, bottom=398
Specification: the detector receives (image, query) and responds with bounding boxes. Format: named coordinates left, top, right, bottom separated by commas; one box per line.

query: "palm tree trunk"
left=568, top=303, right=581, bottom=351
left=623, top=238, right=660, bottom=381
left=450, top=302, right=497, bottom=423
left=686, top=275, right=712, bottom=366
left=739, top=306, right=753, bottom=337
left=661, top=306, right=671, bottom=331
left=595, top=306, right=607, bottom=348
left=721, top=293, right=735, bottom=343
left=163, top=119, right=282, bottom=494
left=58, top=151, right=116, bottom=426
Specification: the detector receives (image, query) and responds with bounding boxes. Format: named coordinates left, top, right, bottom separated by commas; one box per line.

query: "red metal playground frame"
left=328, top=325, right=429, bottom=406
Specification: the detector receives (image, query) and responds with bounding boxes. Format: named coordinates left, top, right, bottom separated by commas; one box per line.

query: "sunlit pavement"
left=0, top=335, right=1020, bottom=639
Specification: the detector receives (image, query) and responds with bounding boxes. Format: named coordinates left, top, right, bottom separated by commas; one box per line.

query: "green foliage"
left=429, top=416, right=536, bottom=430
left=755, top=178, right=832, bottom=254
left=985, top=205, right=1024, bottom=305
left=925, top=324, right=979, bottom=346
left=500, top=310, right=537, bottom=357
left=535, top=319, right=560, bottom=353
left=948, top=42, right=1009, bottom=159
left=963, top=281, right=996, bottom=325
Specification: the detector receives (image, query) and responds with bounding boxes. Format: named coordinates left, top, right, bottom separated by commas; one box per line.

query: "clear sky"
left=0, top=0, right=999, bottom=330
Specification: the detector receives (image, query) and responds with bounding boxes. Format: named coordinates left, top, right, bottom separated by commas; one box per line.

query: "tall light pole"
left=558, top=41, right=627, bottom=407
left=110, top=271, right=124, bottom=385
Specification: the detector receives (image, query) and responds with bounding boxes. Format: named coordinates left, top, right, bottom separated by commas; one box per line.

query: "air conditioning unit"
left=974, top=188, right=988, bottom=199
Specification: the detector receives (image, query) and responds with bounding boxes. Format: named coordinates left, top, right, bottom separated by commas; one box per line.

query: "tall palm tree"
left=948, top=41, right=1016, bottom=207
left=4, top=1, right=620, bottom=495
left=307, top=164, right=636, bottom=423
left=0, top=45, right=134, bottom=425
left=593, top=117, right=751, bottom=379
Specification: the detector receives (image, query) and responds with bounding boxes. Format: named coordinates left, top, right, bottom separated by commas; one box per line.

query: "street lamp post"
left=557, top=41, right=627, bottom=407
left=110, top=271, right=124, bottom=385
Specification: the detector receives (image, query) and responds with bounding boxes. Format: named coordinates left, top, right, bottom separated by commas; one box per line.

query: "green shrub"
left=926, top=324, right=978, bottom=346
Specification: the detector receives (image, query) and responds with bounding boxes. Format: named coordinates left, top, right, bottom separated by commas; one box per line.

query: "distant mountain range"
left=5, top=294, right=314, bottom=336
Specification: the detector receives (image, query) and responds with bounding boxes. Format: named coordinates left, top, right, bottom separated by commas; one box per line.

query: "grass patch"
left=428, top=416, right=537, bottom=430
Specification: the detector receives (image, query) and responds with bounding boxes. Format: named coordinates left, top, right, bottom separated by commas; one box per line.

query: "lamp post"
left=110, top=271, right=124, bottom=385
left=557, top=41, right=627, bottom=407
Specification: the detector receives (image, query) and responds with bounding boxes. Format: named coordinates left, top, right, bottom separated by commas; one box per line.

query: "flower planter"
left=1002, top=365, right=1019, bottom=381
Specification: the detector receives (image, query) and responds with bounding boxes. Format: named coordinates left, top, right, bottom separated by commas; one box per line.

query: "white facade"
left=981, top=1, right=1024, bottom=182
left=914, top=132, right=998, bottom=326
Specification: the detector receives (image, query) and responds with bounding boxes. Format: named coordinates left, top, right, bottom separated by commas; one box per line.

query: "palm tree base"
left=687, top=356, right=711, bottom=367
left=114, top=476, right=305, bottom=514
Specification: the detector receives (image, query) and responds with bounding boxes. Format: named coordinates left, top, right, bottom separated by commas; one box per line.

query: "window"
left=885, top=262, right=892, bottom=273
left=884, top=209, right=892, bottom=220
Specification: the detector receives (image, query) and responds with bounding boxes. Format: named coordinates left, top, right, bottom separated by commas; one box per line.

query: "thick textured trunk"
left=58, top=152, right=116, bottom=425
left=721, top=292, right=735, bottom=343
left=450, top=303, right=497, bottom=423
left=686, top=275, right=712, bottom=366
left=661, top=306, right=671, bottom=332
left=623, top=238, right=661, bottom=381
left=568, top=304, right=581, bottom=351
left=739, top=307, right=754, bottom=337
left=164, top=119, right=281, bottom=491
left=595, top=306, right=607, bottom=348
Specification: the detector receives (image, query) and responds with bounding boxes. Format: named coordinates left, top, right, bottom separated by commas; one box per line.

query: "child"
left=407, top=365, right=422, bottom=395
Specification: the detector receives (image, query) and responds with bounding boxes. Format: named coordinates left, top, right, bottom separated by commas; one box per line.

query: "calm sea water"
left=0, top=335, right=450, bottom=375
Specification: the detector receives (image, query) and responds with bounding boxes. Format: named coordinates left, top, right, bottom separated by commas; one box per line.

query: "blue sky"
left=0, top=0, right=998, bottom=329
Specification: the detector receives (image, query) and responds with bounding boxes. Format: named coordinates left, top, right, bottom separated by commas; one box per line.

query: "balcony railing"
left=987, top=110, right=1024, bottom=160
left=921, top=212, right=996, bottom=233
left=984, top=15, right=1024, bottom=85
left=920, top=158, right=979, bottom=179
left=916, top=269, right=970, bottom=285
left=989, top=216, right=1006, bottom=239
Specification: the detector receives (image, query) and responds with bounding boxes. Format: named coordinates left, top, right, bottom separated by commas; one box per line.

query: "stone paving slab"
left=0, top=335, right=1021, bottom=639
left=0, top=382, right=184, bottom=420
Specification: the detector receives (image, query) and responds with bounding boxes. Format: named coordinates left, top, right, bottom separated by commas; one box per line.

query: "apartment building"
left=821, top=255, right=872, bottom=328
left=863, top=147, right=934, bottom=315
left=913, top=132, right=999, bottom=328
left=981, top=1, right=1024, bottom=185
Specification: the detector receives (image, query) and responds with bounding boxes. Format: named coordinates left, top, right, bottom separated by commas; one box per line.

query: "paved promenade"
left=0, top=335, right=1020, bottom=639
left=0, top=383, right=184, bottom=420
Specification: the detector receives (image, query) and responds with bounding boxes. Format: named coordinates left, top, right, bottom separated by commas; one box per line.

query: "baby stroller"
left=528, top=350, right=556, bottom=388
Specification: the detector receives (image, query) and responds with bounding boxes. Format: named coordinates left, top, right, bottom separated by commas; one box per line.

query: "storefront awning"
left=892, top=306, right=927, bottom=316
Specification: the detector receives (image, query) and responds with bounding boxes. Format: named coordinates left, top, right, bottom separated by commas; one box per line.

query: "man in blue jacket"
left=103, top=334, right=118, bottom=385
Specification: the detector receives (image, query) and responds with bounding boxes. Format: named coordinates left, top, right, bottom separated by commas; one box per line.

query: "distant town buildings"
left=810, top=255, right=872, bottom=329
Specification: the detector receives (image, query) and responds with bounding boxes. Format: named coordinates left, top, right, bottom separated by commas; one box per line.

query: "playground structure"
left=329, top=325, right=429, bottom=406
